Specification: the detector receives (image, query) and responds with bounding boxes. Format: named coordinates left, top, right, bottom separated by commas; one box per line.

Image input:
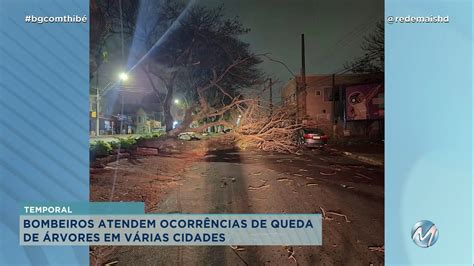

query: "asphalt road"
left=109, top=148, right=384, bottom=265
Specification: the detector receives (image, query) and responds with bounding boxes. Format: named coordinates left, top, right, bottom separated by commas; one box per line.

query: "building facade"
left=281, top=73, right=384, bottom=138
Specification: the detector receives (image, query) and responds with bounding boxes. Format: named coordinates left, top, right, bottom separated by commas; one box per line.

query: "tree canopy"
left=345, top=21, right=384, bottom=73
left=94, top=0, right=262, bottom=131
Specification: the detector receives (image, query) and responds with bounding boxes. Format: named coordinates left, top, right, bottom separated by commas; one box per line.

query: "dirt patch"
left=90, top=136, right=238, bottom=211
left=90, top=154, right=200, bottom=212
left=89, top=136, right=237, bottom=265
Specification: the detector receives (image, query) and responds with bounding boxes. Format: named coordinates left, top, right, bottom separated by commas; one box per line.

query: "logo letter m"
left=412, top=225, right=437, bottom=247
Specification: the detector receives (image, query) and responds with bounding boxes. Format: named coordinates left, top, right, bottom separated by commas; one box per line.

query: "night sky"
left=97, top=0, right=384, bottom=105
left=204, top=0, right=384, bottom=90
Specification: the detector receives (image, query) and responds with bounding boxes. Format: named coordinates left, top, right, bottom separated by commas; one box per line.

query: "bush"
left=152, top=132, right=164, bottom=138
left=109, top=141, right=120, bottom=150
left=115, top=137, right=137, bottom=150
left=90, top=141, right=112, bottom=158
left=134, top=132, right=165, bottom=142
left=134, top=135, right=150, bottom=142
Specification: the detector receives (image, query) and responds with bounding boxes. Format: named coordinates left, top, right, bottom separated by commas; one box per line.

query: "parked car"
left=299, top=128, right=328, bottom=148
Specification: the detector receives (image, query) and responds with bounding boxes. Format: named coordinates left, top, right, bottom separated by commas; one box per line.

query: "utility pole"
left=300, top=33, right=307, bottom=122
left=332, top=73, right=337, bottom=137
left=120, top=92, right=124, bottom=134
left=332, top=73, right=336, bottom=124
left=95, top=72, right=100, bottom=137
left=269, top=78, right=273, bottom=115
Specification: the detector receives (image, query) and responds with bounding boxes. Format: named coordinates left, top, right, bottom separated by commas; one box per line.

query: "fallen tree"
left=185, top=100, right=302, bottom=153
left=97, top=1, right=303, bottom=152
left=233, top=101, right=302, bottom=153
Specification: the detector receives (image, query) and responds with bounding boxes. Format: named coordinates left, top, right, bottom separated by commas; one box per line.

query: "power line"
left=317, top=16, right=382, bottom=64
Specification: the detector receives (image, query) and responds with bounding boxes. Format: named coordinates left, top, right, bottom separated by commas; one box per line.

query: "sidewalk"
left=327, top=142, right=384, bottom=166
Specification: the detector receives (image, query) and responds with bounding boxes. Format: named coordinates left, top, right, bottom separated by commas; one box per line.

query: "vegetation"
left=93, top=0, right=262, bottom=133
left=90, top=132, right=166, bottom=161
left=89, top=141, right=112, bottom=159
left=345, top=21, right=384, bottom=73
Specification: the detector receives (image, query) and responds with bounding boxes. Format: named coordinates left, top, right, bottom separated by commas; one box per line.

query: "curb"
left=327, top=148, right=384, bottom=166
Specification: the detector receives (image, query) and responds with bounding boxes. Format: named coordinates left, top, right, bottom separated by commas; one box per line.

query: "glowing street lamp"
left=119, top=72, right=129, bottom=82
left=174, top=99, right=180, bottom=104
left=95, top=71, right=131, bottom=137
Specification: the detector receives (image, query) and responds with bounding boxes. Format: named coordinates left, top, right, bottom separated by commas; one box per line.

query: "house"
left=104, top=91, right=164, bottom=134
left=281, top=73, right=384, bottom=138
left=135, top=108, right=162, bottom=134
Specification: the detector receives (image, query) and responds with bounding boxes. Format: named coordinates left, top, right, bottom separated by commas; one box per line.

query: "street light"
left=95, top=71, right=131, bottom=137
left=119, top=72, right=129, bottom=82
left=174, top=99, right=180, bottom=104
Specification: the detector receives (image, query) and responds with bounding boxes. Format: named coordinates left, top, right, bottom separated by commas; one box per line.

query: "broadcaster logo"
left=411, top=220, right=439, bottom=248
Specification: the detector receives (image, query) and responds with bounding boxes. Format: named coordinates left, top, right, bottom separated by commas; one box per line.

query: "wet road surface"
left=109, top=149, right=384, bottom=265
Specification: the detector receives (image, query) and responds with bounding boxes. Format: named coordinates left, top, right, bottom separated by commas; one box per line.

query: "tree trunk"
left=168, top=105, right=195, bottom=136
left=163, top=84, right=174, bottom=132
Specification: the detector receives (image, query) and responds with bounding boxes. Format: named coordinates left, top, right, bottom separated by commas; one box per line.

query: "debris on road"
left=319, top=207, right=334, bottom=221
left=309, top=163, right=344, bottom=172
left=285, top=246, right=297, bottom=263
left=91, top=138, right=384, bottom=265
left=319, top=207, right=351, bottom=223
left=320, top=170, right=337, bottom=176
left=328, top=211, right=351, bottom=223
left=230, top=245, right=245, bottom=252
left=104, top=260, right=118, bottom=266
left=220, top=179, right=228, bottom=188
left=248, top=181, right=269, bottom=191
left=368, top=245, right=384, bottom=252
left=90, top=246, right=118, bottom=266
left=229, top=245, right=248, bottom=265
left=355, top=173, right=372, bottom=180
left=340, top=184, right=354, bottom=189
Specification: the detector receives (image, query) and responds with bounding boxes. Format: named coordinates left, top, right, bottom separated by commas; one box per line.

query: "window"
left=315, top=90, right=321, bottom=96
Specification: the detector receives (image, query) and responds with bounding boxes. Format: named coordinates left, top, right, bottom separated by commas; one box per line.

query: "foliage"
left=112, top=137, right=137, bottom=150
left=109, top=140, right=120, bottom=150
left=345, top=21, right=384, bottom=73
left=90, top=141, right=112, bottom=158
left=134, top=132, right=165, bottom=142
left=90, top=0, right=111, bottom=80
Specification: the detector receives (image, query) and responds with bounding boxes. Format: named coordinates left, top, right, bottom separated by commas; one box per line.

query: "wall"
left=281, top=73, right=384, bottom=138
